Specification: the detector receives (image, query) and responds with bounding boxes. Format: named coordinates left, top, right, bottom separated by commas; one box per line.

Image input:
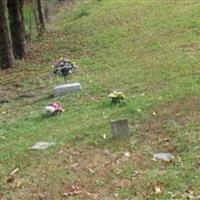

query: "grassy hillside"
left=1, top=0, right=200, bottom=199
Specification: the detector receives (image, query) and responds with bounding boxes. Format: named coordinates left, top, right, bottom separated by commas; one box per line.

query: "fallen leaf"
left=152, top=111, right=157, bottom=116
left=184, top=189, right=194, bottom=199
left=14, top=180, right=23, bottom=188
left=154, top=186, right=162, bottom=195
left=72, top=151, right=81, bottom=156
left=123, top=152, right=131, bottom=158
left=103, top=134, right=107, bottom=139
left=58, top=150, right=64, bottom=154
left=129, top=171, right=139, bottom=180
left=10, top=168, right=19, bottom=176
left=71, top=163, right=80, bottom=168
left=175, top=113, right=181, bottom=117
left=114, top=193, right=119, bottom=197
left=88, top=168, right=95, bottom=174
left=63, top=185, right=81, bottom=197
left=87, top=192, right=98, bottom=199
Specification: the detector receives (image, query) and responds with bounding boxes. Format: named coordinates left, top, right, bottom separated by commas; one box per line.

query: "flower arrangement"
left=52, top=57, right=77, bottom=82
left=108, top=91, right=126, bottom=104
left=45, top=102, right=64, bottom=115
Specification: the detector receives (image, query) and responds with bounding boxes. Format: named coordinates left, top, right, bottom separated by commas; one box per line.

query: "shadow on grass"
left=33, top=113, right=61, bottom=123
left=97, top=100, right=127, bottom=110
left=33, top=94, right=54, bottom=104
left=73, top=6, right=90, bottom=20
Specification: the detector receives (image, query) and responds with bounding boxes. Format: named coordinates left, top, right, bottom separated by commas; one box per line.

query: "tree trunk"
left=37, top=0, right=45, bottom=32
left=7, top=0, right=26, bottom=59
left=0, top=0, right=15, bottom=69
left=18, top=0, right=26, bottom=34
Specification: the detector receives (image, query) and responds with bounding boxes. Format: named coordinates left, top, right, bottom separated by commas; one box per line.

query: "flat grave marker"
left=29, top=142, right=56, bottom=150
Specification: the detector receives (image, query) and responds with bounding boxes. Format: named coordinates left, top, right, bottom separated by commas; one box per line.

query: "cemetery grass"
left=1, top=0, right=200, bottom=199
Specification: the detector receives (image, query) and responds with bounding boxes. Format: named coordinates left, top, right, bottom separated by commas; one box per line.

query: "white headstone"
left=54, top=83, right=81, bottom=97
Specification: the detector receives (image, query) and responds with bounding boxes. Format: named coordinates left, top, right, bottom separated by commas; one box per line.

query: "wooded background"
left=0, top=0, right=69, bottom=70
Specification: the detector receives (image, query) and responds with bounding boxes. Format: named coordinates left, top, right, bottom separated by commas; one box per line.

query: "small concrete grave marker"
left=153, top=153, right=174, bottom=161
left=54, top=83, right=81, bottom=97
left=111, top=118, right=129, bottom=138
left=29, top=142, right=56, bottom=150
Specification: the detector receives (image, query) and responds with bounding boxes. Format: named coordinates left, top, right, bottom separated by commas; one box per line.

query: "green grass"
left=1, top=0, right=200, bottom=199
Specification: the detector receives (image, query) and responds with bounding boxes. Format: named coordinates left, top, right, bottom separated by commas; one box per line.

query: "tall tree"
left=18, top=0, right=26, bottom=34
left=0, top=0, right=15, bottom=69
left=7, top=0, right=26, bottom=59
left=37, top=0, right=45, bottom=32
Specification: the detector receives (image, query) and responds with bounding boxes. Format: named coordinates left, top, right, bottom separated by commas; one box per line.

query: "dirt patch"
left=2, top=143, right=150, bottom=199
left=139, top=97, right=200, bottom=151
left=141, top=97, right=200, bottom=132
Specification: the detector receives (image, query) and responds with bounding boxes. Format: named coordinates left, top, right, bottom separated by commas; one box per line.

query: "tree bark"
left=37, top=0, right=45, bottom=32
left=18, top=0, right=26, bottom=34
left=0, top=0, right=15, bottom=69
left=7, top=0, right=26, bottom=59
